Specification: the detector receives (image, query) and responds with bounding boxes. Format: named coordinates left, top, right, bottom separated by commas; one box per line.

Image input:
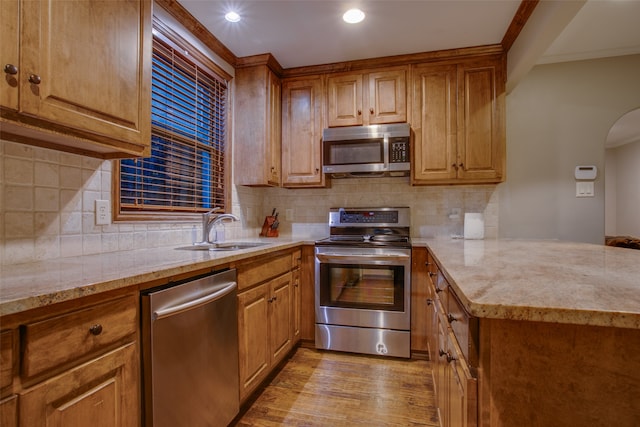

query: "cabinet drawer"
left=22, top=296, right=137, bottom=379
left=448, top=290, right=478, bottom=368
left=237, top=251, right=294, bottom=291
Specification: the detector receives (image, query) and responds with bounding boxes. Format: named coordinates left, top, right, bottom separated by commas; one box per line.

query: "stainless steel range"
left=315, top=207, right=411, bottom=358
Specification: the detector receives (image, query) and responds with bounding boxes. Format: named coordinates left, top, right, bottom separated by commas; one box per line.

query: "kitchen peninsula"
left=414, top=238, right=640, bottom=426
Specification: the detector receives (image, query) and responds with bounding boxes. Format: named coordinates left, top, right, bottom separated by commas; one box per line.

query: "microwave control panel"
left=390, top=138, right=409, bottom=163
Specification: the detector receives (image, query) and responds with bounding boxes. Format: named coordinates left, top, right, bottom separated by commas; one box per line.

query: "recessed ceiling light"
left=343, top=8, right=365, bottom=24
left=225, top=11, right=241, bottom=23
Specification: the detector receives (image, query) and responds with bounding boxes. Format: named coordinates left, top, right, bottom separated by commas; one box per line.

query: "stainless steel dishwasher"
left=141, top=269, right=239, bottom=427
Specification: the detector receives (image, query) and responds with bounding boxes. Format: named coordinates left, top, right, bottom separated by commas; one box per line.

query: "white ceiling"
left=177, top=0, right=640, bottom=69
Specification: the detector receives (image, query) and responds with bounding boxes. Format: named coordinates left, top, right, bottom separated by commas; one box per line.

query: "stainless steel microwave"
left=322, top=123, right=410, bottom=178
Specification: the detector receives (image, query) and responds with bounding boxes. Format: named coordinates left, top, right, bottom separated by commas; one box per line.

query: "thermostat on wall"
left=574, top=165, right=597, bottom=180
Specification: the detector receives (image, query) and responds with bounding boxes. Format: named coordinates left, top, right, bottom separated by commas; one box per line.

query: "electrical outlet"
left=95, top=200, right=110, bottom=225
left=286, top=209, right=294, bottom=221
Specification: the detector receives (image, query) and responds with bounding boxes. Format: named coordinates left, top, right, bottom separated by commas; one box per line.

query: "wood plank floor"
left=232, top=347, right=439, bottom=426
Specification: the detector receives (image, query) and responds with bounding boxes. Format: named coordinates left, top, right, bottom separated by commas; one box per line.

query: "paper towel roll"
left=464, top=213, right=485, bottom=240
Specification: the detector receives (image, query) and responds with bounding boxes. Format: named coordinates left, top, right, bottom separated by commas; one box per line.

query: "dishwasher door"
left=141, top=269, right=239, bottom=427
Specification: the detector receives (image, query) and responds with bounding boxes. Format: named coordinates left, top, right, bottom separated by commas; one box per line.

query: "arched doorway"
left=604, top=107, right=640, bottom=246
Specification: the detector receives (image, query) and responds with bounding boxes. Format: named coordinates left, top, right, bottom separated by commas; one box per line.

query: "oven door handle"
left=316, top=253, right=410, bottom=265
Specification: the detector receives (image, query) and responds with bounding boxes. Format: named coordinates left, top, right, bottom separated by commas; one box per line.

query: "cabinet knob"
left=459, top=162, right=464, bottom=169
left=447, top=314, right=457, bottom=323
left=315, top=168, right=319, bottom=174
left=29, top=74, right=41, bottom=85
left=452, top=163, right=458, bottom=171
left=89, top=324, right=103, bottom=336
left=435, top=286, right=443, bottom=293
left=426, top=298, right=433, bottom=306
left=428, top=272, right=436, bottom=277
left=4, top=64, right=18, bottom=75
left=369, top=108, right=374, bottom=114
left=357, top=109, right=362, bottom=116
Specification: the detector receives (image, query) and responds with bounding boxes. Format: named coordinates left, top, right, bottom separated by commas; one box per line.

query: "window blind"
left=120, top=37, right=227, bottom=213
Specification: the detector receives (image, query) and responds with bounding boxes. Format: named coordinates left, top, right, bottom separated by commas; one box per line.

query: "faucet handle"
left=204, top=207, right=222, bottom=215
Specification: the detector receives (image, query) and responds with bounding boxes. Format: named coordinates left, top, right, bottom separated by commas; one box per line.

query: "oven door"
left=315, top=246, right=411, bottom=330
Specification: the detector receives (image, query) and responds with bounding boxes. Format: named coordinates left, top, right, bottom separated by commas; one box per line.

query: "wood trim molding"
left=501, top=0, right=540, bottom=53
left=281, top=44, right=505, bottom=78
left=236, top=53, right=284, bottom=77
left=154, top=0, right=238, bottom=68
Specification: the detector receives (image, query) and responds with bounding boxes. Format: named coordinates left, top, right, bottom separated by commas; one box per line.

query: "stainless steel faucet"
left=200, top=207, right=239, bottom=243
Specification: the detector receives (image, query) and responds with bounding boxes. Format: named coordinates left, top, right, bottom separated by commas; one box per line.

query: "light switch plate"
left=576, top=181, right=594, bottom=197
left=95, top=199, right=111, bottom=225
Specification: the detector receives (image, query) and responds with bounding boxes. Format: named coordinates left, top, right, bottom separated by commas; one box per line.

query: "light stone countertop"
left=0, top=238, right=307, bottom=317
left=3, top=238, right=639, bottom=330
left=414, top=238, right=640, bottom=329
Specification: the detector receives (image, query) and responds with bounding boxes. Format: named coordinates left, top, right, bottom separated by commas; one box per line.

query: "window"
left=115, top=18, right=231, bottom=220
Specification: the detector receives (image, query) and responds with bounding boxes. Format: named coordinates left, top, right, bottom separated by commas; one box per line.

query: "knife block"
left=259, top=216, right=279, bottom=237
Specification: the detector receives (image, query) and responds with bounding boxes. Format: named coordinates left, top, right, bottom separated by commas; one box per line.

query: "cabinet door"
left=0, top=0, right=19, bottom=110
left=456, top=57, right=505, bottom=182
left=410, top=247, right=429, bottom=353
left=327, top=73, right=363, bottom=127
left=269, top=272, right=292, bottom=366
left=18, top=0, right=151, bottom=152
left=235, top=65, right=282, bottom=186
left=0, top=395, right=17, bottom=427
left=367, top=68, right=407, bottom=124
left=282, top=76, right=325, bottom=187
left=291, top=268, right=301, bottom=343
left=237, top=284, right=270, bottom=400
left=19, top=342, right=139, bottom=427
left=268, top=70, right=282, bottom=185
left=411, top=63, right=458, bottom=184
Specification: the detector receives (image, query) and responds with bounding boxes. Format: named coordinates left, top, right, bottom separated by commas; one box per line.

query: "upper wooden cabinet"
left=0, top=0, right=152, bottom=159
left=326, top=67, right=407, bottom=127
left=411, top=55, right=505, bottom=185
left=281, top=76, right=326, bottom=188
left=235, top=63, right=282, bottom=186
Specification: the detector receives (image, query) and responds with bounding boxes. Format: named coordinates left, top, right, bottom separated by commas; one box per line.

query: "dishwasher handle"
left=153, top=281, right=237, bottom=321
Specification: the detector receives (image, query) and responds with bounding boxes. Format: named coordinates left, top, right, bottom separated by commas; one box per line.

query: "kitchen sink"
left=176, top=242, right=269, bottom=251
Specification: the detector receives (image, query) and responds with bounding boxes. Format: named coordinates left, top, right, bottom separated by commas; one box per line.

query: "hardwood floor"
left=233, top=347, right=439, bottom=426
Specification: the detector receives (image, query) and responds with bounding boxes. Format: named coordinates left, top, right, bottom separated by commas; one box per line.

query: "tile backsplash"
left=1, top=140, right=498, bottom=265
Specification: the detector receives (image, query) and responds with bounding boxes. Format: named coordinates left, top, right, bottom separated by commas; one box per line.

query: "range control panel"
left=328, top=207, right=410, bottom=227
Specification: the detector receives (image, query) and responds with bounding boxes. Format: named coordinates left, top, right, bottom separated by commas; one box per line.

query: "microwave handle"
left=383, top=133, right=389, bottom=170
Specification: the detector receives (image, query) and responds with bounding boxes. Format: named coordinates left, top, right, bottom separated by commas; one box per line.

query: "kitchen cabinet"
left=281, top=76, right=326, bottom=187
left=235, top=250, right=299, bottom=402
left=0, top=0, right=152, bottom=159
left=411, top=55, right=505, bottom=185
left=0, top=293, right=140, bottom=427
left=326, top=67, right=407, bottom=127
left=425, top=248, right=478, bottom=427
left=235, top=62, right=282, bottom=186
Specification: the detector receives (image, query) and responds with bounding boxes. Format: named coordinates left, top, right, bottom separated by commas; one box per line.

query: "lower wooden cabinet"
left=0, top=292, right=140, bottom=427
left=19, top=342, right=139, bottom=427
left=237, top=271, right=293, bottom=401
left=423, top=247, right=478, bottom=427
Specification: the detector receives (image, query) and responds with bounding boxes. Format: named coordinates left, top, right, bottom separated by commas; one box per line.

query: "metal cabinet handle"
left=452, top=163, right=458, bottom=170
left=459, top=162, right=464, bottom=169
left=428, top=272, right=436, bottom=277
left=89, top=324, right=103, bottom=336
left=426, top=298, right=433, bottom=306
left=357, top=109, right=362, bottom=116
left=369, top=108, right=374, bottom=114
left=435, top=286, right=443, bottom=293
left=448, top=314, right=457, bottom=323
left=439, top=348, right=455, bottom=363
left=4, top=64, right=18, bottom=75
left=29, top=74, right=41, bottom=85
left=268, top=296, right=278, bottom=303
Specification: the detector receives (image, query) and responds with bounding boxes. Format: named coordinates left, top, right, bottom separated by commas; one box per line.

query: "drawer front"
left=22, top=295, right=137, bottom=379
left=0, top=331, right=13, bottom=391
left=237, top=252, right=293, bottom=291
left=448, top=289, right=479, bottom=368
left=435, top=270, right=449, bottom=310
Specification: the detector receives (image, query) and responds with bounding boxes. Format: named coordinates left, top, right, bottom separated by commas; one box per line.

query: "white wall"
left=500, top=54, right=640, bottom=243
left=606, top=141, right=640, bottom=237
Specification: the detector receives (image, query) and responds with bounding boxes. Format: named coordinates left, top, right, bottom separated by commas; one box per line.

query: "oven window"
left=319, top=263, right=404, bottom=311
